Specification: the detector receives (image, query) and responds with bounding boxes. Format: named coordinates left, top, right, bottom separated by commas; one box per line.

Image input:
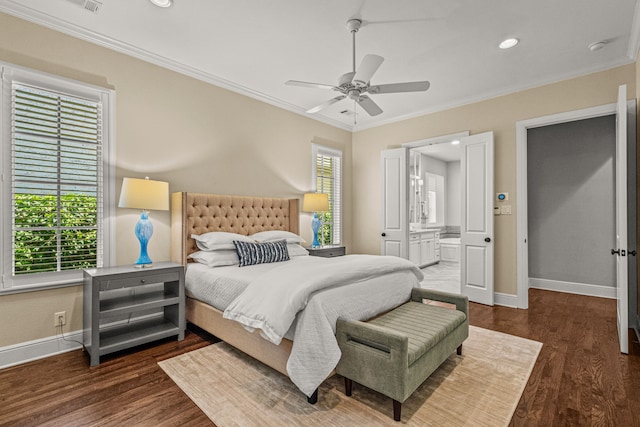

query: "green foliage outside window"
left=319, top=211, right=333, bottom=246
left=13, top=193, right=98, bottom=274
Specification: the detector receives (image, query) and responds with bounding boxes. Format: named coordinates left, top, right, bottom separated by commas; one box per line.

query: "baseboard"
left=529, top=278, right=616, bottom=299
left=494, top=292, right=518, bottom=308
left=0, top=312, right=167, bottom=369
left=0, top=330, right=83, bottom=370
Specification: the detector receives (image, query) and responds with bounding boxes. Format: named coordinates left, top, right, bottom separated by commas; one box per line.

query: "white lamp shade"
left=118, top=177, right=169, bottom=211
left=302, top=193, right=329, bottom=212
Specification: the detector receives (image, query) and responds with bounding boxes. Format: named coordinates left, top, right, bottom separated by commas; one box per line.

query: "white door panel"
left=615, top=85, right=628, bottom=354
left=381, top=148, right=408, bottom=258
left=461, top=132, right=494, bottom=305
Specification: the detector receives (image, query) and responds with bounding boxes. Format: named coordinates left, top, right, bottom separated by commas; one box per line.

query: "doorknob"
left=484, top=237, right=491, bottom=243
left=612, top=249, right=621, bottom=255
left=629, top=250, right=637, bottom=256
left=381, top=233, right=386, bottom=237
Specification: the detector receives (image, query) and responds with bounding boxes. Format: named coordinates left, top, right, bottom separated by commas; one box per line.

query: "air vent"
left=84, top=0, right=102, bottom=13
left=65, top=0, right=102, bottom=13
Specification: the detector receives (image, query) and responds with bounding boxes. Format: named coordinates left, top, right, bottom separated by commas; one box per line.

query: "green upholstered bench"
left=335, top=288, right=469, bottom=422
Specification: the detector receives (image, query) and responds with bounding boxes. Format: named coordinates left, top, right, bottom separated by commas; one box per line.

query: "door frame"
left=515, top=103, right=618, bottom=310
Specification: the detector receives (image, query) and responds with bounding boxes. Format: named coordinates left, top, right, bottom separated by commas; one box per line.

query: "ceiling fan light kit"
left=286, top=18, right=430, bottom=118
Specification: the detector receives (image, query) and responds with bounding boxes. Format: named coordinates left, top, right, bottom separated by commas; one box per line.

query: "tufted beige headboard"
left=170, top=192, right=300, bottom=265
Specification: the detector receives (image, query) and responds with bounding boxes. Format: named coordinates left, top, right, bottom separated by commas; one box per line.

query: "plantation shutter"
left=315, top=146, right=342, bottom=245
left=11, top=83, right=103, bottom=275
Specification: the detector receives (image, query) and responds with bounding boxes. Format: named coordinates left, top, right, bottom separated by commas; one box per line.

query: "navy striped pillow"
left=233, top=239, right=290, bottom=267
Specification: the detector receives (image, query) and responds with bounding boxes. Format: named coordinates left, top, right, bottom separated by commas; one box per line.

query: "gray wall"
left=527, top=115, right=616, bottom=287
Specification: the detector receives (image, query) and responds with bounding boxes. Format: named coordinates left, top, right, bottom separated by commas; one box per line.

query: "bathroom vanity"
left=409, top=229, right=440, bottom=267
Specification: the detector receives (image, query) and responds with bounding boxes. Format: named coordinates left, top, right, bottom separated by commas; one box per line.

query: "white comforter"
left=223, top=254, right=423, bottom=396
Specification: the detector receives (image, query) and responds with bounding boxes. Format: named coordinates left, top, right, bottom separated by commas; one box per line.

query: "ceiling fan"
left=286, top=19, right=430, bottom=117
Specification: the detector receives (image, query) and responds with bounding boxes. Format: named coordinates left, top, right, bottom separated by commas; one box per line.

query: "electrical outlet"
left=54, top=311, right=66, bottom=327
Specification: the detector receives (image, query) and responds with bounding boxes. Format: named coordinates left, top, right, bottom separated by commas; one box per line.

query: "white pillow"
left=251, top=230, right=305, bottom=244
left=188, top=250, right=239, bottom=267
left=287, top=243, right=309, bottom=257
left=191, top=232, right=254, bottom=251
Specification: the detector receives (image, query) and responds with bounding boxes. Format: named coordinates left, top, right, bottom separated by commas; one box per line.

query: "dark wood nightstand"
left=306, top=245, right=346, bottom=258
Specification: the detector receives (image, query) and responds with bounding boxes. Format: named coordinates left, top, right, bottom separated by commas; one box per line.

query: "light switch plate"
left=501, top=205, right=512, bottom=215
left=494, top=206, right=501, bottom=215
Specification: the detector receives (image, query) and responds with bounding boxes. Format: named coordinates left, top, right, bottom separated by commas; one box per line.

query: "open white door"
left=460, top=132, right=494, bottom=305
left=615, top=85, right=629, bottom=354
left=381, top=148, right=408, bottom=258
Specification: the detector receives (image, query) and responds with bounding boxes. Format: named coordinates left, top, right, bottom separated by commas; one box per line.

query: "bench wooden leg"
left=344, top=377, right=353, bottom=396
left=307, top=388, right=318, bottom=404
left=393, top=399, right=402, bottom=421
left=457, top=344, right=463, bottom=355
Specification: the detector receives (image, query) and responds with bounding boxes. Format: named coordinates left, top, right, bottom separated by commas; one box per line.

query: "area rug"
left=159, top=326, right=542, bottom=426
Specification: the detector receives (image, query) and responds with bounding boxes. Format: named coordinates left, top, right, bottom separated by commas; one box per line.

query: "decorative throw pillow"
left=233, top=239, right=290, bottom=267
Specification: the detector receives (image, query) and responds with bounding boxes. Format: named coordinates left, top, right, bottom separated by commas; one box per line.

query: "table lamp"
left=118, top=177, right=169, bottom=267
left=302, top=193, right=329, bottom=248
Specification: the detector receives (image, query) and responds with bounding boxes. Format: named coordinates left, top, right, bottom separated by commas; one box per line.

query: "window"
left=312, top=144, right=342, bottom=246
left=1, top=63, right=114, bottom=293
left=425, top=173, right=445, bottom=227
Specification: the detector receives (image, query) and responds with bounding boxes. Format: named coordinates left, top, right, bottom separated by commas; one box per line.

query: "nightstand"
left=307, top=245, right=346, bottom=258
left=83, top=262, right=185, bottom=366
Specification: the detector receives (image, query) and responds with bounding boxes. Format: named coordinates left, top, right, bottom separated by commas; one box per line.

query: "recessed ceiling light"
left=499, top=38, right=519, bottom=49
left=451, top=140, right=460, bottom=145
left=149, top=0, right=172, bottom=7
left=588, top=41, right=607, bottom=52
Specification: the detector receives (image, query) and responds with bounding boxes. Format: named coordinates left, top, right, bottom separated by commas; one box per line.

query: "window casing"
left=0, top=63, right=115, bottom=293
left=312, top=144, right=342, bottom=246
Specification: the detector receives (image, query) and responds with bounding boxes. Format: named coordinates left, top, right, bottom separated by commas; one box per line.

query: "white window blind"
left=313, top=145, right=342, bottom=245
left=11, top=83, right=103, bottom=274
left=1, top=62, right=114, bottom=293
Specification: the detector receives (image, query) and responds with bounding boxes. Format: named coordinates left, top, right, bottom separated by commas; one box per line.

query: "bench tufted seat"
left=368, top=301, right=467, bottom=366
left=336, top=288, right=469, bottom=422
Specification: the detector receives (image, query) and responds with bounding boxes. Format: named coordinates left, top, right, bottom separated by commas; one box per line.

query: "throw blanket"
left=223, top=254, right=421, bottom=345
left=223, top=254, right=424, bottom=396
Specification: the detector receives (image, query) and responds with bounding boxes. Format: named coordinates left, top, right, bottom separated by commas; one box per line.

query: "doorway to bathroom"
left=409, top=139, right=462, bottom=294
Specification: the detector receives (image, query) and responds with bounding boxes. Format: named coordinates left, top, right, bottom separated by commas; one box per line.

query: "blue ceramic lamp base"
left=311, top=212, right=321, bottom=248
left=134, top=211, right=154, bottom=268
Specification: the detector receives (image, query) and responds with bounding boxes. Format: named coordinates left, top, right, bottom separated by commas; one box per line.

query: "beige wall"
left=352, top=65, right=636, bottom=296
left=0, top=13, right=351, bottom=347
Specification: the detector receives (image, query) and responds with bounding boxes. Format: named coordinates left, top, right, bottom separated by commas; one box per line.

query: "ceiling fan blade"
left=368, top=81, right=430, bottom=94
left=286, top=80, right=338, bottom=90
left=306, top=95, right=347, bottom=114
left=356, top=95, right=383, bottom=116
left=352, top=54, right=384, bottom=87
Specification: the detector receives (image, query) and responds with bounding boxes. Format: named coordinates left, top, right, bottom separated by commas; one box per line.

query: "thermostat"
left=496, top=192, right=509, bottom=201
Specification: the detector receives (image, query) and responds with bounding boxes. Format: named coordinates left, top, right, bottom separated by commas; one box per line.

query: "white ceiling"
left=1, top=0, right=639, bottom=131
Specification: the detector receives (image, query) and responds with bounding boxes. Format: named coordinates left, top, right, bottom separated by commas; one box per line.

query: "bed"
left=170, top=192, right=423, bottom=399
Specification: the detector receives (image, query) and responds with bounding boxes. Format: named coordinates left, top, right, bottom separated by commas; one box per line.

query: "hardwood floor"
left=1, top=289, right=639, bottom=426
left=471, top=289, right=640, bottom=426
left=0, top=326, right=219, bottom=427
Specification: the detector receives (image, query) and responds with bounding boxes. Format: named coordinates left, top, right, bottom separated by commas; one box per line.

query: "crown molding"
left=1, top=1, right=636, bottom=135
left=627, top=0, right=640, bottom=60
left=0, top=2, right=353, bottom=132
left=352, top=57, right=635, bottom=132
